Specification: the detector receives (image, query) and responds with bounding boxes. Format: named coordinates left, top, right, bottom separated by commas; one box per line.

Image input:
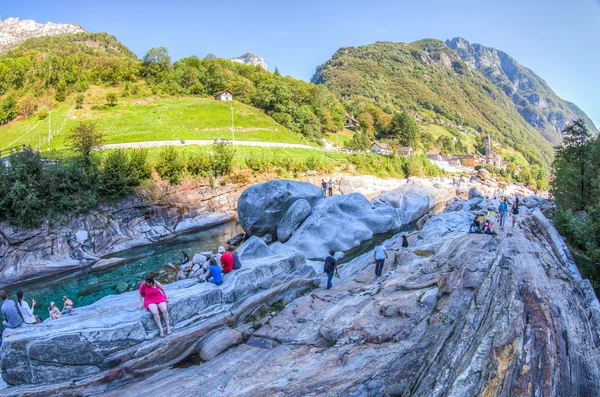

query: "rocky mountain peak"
left=0, top=17, right=85, bottom=52
left=230, top=52, right=268, bottom=70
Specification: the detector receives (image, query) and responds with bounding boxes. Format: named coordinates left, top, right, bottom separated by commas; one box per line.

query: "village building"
left=486, top=150, right=503, bottom=167
left=215, top=89, right=233, bottom=101
left=426, top=150, right=443, bottom=162
left=462, top=154, right=479, bottom=167
left=370, top=141, right=391, bottom=155
left=344, top=113, right=360, bottom=130
left=397, top=146, right=413, bottom=156
left=446, top=156, right=462, bottom=167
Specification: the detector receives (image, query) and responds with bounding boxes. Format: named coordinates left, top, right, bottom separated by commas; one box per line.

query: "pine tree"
left=274, top=66, right=281, bottom=76
left=389, top=112, right=419, bottom=149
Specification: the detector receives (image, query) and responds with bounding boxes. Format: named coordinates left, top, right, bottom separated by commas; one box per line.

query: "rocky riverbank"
left=1, top=178, right=598, bottom=396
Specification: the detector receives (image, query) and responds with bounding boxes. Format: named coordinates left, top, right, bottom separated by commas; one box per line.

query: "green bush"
left=187, top=154, right=211, bottom=175
left=210, top=143, right=236, bottom=177
left=129, top=148, right=151, bottom=183
left=245, top=157, right=269, bottom=174
left=156, top=146, right=184, bottom=184
left=100, top=150, right=134, bottom=199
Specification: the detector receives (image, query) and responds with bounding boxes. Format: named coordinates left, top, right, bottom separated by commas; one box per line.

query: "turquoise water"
left=3, top=221, right=242, bottom=324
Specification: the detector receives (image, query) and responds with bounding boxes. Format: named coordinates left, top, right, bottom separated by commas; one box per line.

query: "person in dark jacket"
left=323, top=251, right=338, bottom=290
left=469, top=216, right=482, bottom=234
left=401, top=235, right=409, bottom=248
left=230, top=246, right=242, bottom=270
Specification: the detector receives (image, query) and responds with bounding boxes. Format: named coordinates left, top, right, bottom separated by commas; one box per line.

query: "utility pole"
left=230, top=107, right=235, bottom=143
left=47, top=110, right=52, bottom=151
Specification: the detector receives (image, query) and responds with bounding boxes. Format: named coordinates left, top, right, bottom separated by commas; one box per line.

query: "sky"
left=2, top=0, right=599, bottom=127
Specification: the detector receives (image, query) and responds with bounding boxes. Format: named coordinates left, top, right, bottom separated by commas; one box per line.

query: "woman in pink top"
left=138, top=274, right=171, bottom=337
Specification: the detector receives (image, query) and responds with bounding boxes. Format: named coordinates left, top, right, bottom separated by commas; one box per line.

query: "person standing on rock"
left=373, top=241, right=388, bottom=277
left=138, top=275, right=171, bottom=338
left=1, top=290, right=22, bottom=331
left=498, top=198, right=508, bottom=229
left=511, top=197, right=520, bottom=229
left=327, top=180, right=334, bottom=196
left=324, top=251, right=338, bottom=290
left=321, top=179, right=327, bottom=197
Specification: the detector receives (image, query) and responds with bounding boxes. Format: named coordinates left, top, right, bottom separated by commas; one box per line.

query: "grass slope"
left=0, top=97, right=308, bottom=152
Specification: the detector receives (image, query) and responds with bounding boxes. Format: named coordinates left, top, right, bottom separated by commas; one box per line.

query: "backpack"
left=324, top=256, right=336, bottom=273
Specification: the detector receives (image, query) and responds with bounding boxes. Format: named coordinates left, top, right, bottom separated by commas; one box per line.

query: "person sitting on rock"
left=220, top=247, right=234, bottom=274
left=49, top=302, right=61, bottom=320
left=402, top=235, right=409, bottom=248
left=16, top=290, right=38, bottom=325
left=204, top=258, right=223, bottom=286
left=215, top=246, right=226, bottom=264
left=230, top=246, right=242, bottom=270
left=1, top=290, right=22, bottom=331
left=469, top=216, right=482, bottom=234
left=483, top=219, right=497, bottom=236
left=62, top=296, right=75, bottom=315
left=138, top=274, right=171, bottom=338
left=180, top=251, right=190, bottom=265
left=324, top=251, right=338, bottom=290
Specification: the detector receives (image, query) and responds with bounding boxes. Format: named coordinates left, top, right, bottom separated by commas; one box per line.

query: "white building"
left=215, top=89, right=233, bottom=101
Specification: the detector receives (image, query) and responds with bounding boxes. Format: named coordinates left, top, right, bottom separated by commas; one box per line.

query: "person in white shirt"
left=373, top=241, right=388, bottom=277
left=16, top=290, right=37, bottom=324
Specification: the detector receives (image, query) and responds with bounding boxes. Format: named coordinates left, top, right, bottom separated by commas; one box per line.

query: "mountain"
left=446, top=37, right=598, bottom=143
left=312, top=39, right=555, bottom=166
left=0, top=17, right=85, bottom=51
left=231, top=52, right=268, bottom=70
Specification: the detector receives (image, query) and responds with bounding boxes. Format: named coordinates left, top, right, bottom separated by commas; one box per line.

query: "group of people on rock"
left=320, top=179, right=335, bottom=197
left=469, top=197, right=520, bottom=235
left=138, top=244, right=243, bottom=338
left=323, top=235, right=410, bottom=289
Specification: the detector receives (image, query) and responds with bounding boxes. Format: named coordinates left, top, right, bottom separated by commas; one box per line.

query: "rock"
left=198, top=329, right=244, bottom=361
left=374, top=191, right=430, bottom=225
left=73, top=230, right=89, bottom=245
left=192, top=254, right=207, bottom=265
left=237, top=180, right=323, bottom=237
left=468, top=187, right=484, bottom=199
left=477, top=168, right=491, bottom=180
left=236, top=236, right=273, bottom=261
left=0, top=18, right=85, bottom=51
left=114, top=282, right=129, bottom=294
left=276, top=199, right=312, bottom=242
left=260, top=234, right=273, bottom=244
left=200, top=251, right=214, bottom=259
left=230, top=52, right=268, bottom=70
left=0, top=251, right=317, bottom=388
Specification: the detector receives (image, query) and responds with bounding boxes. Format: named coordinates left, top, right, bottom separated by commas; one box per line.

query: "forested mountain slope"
left=446, top=37, right=598, bottom=144
left=312, top=39, right=556, bottom=166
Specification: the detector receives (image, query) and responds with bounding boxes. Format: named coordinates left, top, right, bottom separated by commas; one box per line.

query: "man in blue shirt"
left=1, top=290, right=23, bottom=330
left=498, top=198, right=509, bottom=229
left=203, top=258, right=223, bottom=286
left=324, top=251, right=338, bottom=290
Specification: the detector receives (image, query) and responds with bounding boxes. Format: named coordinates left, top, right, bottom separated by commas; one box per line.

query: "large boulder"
left=236, top=236, right=273, bottom=261
left=468, top=187, right=484, bottom=200
left=237, top=180, right=322, bottom=237
left=284, top=193, right=400, bottom=259
left=276, top=199, right=312, bottom=242
left=374, top=192, right=430, bottom=225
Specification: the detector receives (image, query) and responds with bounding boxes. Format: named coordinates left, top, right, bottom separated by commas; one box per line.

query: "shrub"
left=37, top=106, right=49, bottom=120
left=245, top=157, right=268, bottom=174
left=106, top=92, right=118, bottom=107
left=129, top=149, right=151, bottom=183
left=186, top=155, right=211, bottom=176
left=100, top=150, right=134, bottom=199
left=75, top=94, right=84, bottom=109
left=210, top=143, right=236, bottom=177
left=67, top=121, right=104, bottom=165
left=156, top=146, right=184, bottom=184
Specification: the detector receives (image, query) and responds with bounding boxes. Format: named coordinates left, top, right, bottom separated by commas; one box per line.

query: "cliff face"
left=0, top=17, right=85, bottom=51
left=446, top=37, right=598, bottom=143
left=230, top=52, right=268, bottom=70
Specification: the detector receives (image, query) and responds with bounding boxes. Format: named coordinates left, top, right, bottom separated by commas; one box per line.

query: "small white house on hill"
left=215, top=89, right=233, bottom=101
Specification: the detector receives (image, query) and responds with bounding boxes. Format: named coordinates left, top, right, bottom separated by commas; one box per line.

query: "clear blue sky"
left=3, top=0, right=599, bottom=127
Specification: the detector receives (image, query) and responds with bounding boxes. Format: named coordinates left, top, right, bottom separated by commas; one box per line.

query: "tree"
left=18, top=96, right=37, bottom=120
left=75, top=94, right=84, bottom=109
left=142, top=47, right=172, bottom=83
left=67, top=121, right=104, bottom=165
left=274, top=66, right=281, bottom=76
left=100, top=150, right=133, bottom=198
left=210, top=143, right=236, bottom=176
left=390, top=112, right=419, bottom=149
left=552, top=119, right=592, bottom=211
left=346, top=132, right=371, bottom=151
left=106, top=92, right=118, bottom=107
left=156, top=146, right=184, bottom=184
left=357, top=112, right=375, bottom=137
left=0, top=95, right=17, bottom=125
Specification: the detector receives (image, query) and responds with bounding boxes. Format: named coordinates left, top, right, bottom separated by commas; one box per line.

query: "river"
left=2, top=221, right=242, bottom=324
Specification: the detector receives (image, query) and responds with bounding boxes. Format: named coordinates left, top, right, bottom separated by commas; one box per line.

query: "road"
left=101, top=140, right=318, bottom=150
